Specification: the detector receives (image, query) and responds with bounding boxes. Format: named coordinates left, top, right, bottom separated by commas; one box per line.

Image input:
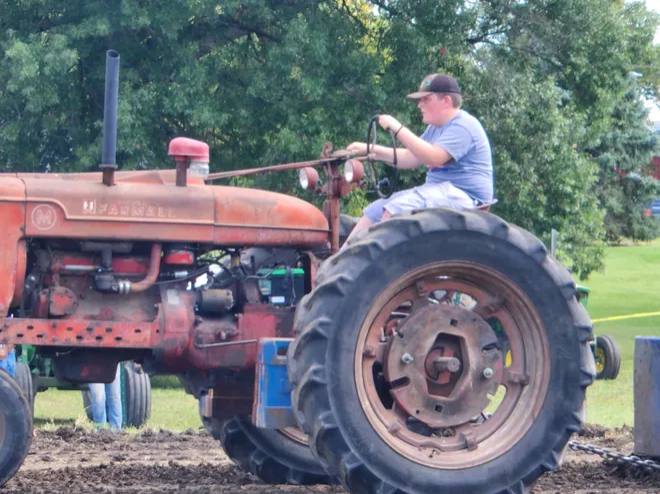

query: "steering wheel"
left=365, top=115, right=399, bottom=199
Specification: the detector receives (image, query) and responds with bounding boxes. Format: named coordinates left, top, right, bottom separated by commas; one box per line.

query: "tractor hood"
left=0, top=170, right=329, bottom=247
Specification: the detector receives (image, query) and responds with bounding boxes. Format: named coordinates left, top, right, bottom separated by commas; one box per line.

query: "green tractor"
left=493, top=285, right=620, bottom=380
left=14, top=345, right=152, bottom=428
left=575, top=286, right=621, bottom=380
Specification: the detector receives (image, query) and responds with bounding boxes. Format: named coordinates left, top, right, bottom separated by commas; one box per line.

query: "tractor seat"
left=475, top=199, right=498, bottom=212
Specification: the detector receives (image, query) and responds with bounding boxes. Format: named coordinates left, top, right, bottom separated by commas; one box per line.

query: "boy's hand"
left=378, top=115, right=401, bottom=132
left=346, top=142, right=368, bottom=155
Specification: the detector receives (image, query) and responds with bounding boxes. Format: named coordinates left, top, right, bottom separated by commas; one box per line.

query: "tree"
left=0, top=0, right=384, bottom=173
left=591, top=81, right=660, bottom=243
left=1, top=0, right=659, bottom=279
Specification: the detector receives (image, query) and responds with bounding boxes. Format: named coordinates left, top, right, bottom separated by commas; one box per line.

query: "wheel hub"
left=385, top=304, right=502, bottom=428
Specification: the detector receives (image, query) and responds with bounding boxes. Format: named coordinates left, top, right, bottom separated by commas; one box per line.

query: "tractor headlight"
left=299, top=167, right=319, bottom=190
left=344, top=159, right=364, bottom=183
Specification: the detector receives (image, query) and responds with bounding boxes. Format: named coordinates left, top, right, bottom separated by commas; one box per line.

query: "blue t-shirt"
left=0, top=349, right=16, bottom=378
left=421, top=110, right=493, bottom=203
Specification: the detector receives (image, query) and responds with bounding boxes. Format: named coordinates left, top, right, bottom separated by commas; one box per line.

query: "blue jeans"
left=0, top=349, right=16, bottom=378
left=89, top=364, right=122, bottom=430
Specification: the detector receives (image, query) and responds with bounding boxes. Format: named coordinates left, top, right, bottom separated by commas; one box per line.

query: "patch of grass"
left=34, top=388, right=201, bottom=432
left=147, top=389, right=201, bottom=431
left=583, top=240, right=660, bottom=428
left=150, top=375, right=183, bottom=389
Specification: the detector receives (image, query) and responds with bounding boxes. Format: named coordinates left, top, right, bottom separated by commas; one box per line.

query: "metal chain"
left=568, top=440, right=660, bottom=472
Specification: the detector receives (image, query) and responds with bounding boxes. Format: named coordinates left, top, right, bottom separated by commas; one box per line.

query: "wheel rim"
left=354, top=261, right=551, bottom=469
left=279, top=426, right=309, bottom=446
left=594, top=347, right=605, bottom=374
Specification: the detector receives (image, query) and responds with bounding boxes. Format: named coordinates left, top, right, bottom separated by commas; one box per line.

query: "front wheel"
left=288, top=208, right=595, bottom=494
left=0, top=369, right=32, bottom=487
left=14, top=361, right=34, bottom=414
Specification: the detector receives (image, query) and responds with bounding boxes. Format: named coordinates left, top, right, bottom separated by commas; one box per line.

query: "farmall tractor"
left=0, top=51, right=596, bottom=493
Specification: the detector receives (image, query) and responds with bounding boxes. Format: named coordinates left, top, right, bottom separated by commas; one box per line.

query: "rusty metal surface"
left=197, top=289, right=234, bottom=313
left=0, top=178, right=27, bottom=316
left=53, top=350, right=130, bottom=383
left=279, top=427, right=309, bottom=446
left=6, top=169, right=203, bottom=185
left=212, top=187, right=328, bottom=243
left=0, top=317, right=154, bottom=348
left=47, top=286, right=79, bottom=317
left=326, top=163, right=341, bottom=254
left=163, top=249, right=195, bottom=265
left=205, top=156, right=347, bottom=181
left=67, top=284, right=158, bottom=322
left=12, top=175, right=329, bottom=246
left=152, top=301, right=294, bottom=373
left=101, top=164, right=116, bottom=187
left=201, top=376, right=255, bottom=421
left=50, top=252, right=149, bottom=276
left=21, top=176, right=215, bottom=235
left=385, top=305, right=502, bottom=428
left=12, top=241, right=27, bottom=309
left=354, top=262, right=550, bottom=469
left=130, top=243, right=161, bottom=293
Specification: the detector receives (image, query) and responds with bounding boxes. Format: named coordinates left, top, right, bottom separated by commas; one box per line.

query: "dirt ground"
left=2, top=424, right=659, bottom=494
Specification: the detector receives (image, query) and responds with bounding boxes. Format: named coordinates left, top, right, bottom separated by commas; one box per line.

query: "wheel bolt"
left=401, top=353, right=414, bottom=364
left=483, top=367, right=494, bottom=379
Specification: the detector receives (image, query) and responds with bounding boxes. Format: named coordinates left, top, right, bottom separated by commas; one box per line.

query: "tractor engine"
left=8, top=238, right=312, bottom=401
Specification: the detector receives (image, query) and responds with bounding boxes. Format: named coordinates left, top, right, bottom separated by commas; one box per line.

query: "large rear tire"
left=200, top=411, right=334, bottom=485
left=288, top=208, right=595, bottom=494
left=0, top=369, right=32, bottom=487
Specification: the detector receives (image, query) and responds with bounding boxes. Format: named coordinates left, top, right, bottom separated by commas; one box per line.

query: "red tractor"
left=0, top=51, right=595, bottom=493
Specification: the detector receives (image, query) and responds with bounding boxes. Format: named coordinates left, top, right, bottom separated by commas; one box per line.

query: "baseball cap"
left=406, top=74, right=461, bottom=100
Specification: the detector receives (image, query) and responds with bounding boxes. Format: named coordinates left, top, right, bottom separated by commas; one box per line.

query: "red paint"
left=163, top=250, right=195, bottom=265
left=168, top=137, right=209, bottom=161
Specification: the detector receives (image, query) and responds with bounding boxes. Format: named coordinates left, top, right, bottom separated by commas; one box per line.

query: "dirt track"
left=3, top=425, right=659, bottom=493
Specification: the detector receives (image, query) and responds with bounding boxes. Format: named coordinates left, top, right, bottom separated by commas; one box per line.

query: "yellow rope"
left=591, top=311, right=660, bottom=323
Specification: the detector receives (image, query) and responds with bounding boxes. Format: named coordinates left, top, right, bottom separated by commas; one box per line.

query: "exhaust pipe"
left=101, top=50, right=120, bottom=186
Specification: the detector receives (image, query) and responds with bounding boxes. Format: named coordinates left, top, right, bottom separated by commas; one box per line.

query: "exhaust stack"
left=100, top=50, right=120, bottom=186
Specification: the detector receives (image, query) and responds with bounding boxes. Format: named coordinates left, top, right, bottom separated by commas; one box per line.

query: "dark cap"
left=406, top=74, right=461, bottom=100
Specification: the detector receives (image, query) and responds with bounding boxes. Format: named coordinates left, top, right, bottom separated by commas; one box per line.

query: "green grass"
left=34, top=388, right=201, bottom=432
left=583, top=240, right=660, bottom=427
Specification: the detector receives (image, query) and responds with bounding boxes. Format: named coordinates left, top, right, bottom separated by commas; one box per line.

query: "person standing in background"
left=88, top=363, right=122, bottom=430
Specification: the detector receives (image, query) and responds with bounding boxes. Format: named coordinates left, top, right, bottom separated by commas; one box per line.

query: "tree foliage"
left=591, top=82, right=660, bottom=244
left=0, top=0, right=659, bottom=279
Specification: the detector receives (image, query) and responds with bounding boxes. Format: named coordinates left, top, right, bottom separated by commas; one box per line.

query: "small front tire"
left=0, top=368, right=33, bottom=487
left=593, top=335, right=621, bottom=380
